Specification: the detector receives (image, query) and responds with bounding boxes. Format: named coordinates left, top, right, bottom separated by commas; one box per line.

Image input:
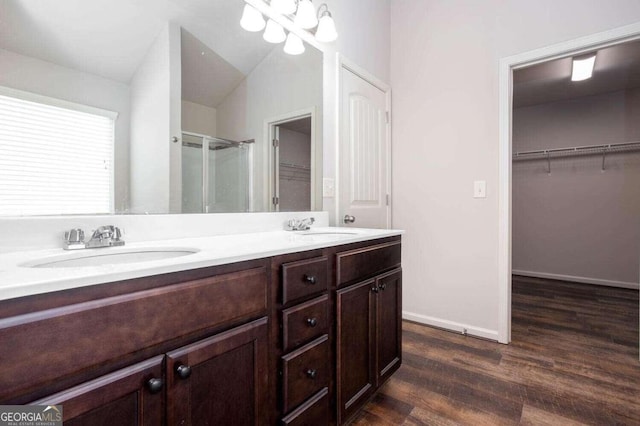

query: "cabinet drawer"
left=282, top=295, right=329, bottom=352
left=0, top=267, right=267, bottom=401
left=280, top=388, right=329, bottom=426
left=281, top=335, right=329, bottom=413
left=282, top=256, right=328, bottom=304
left=336, top=241, right=401, bottom=286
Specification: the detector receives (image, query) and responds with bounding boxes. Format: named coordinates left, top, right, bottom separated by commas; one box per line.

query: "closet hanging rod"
left=513, top=140, right=640, bottom=159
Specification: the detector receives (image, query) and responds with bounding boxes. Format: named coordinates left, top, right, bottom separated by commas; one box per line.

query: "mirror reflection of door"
left=272, top=117, right=312, bottom=212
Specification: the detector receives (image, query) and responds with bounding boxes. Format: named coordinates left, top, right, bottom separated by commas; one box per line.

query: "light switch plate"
left=323, top=178, right=335, bottom=197
left=474, top=180, right=486, bottom=198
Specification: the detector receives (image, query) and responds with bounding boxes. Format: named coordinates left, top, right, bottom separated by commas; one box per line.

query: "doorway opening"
left=498, top=23, right=640, bottom=349
left=268, top=112, right=315, bottom=212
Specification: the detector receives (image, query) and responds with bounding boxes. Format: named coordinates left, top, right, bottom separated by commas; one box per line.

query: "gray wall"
left=513, top=89, right=640, bottom=287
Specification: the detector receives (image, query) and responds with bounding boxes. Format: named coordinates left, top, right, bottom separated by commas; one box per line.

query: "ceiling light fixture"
left=270, top=0, right=297, bottom=15
left=240, top=4, right=266, bottom=32
left=314, top=4, right=337, bottom=42
left=294, top=0, right=318, bottom=29
left=240, top=1, right=338, bottom=56
left=571, top=54, right=596, bottom=81
left=283, top=32, right=305, bottom=55
left=263, top=19, right=286, bottom=43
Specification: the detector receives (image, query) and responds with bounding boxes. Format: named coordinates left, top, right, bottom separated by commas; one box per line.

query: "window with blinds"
left=0, top=89, right=116, bottom=216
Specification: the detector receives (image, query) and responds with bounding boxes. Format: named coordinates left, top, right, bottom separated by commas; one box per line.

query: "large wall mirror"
left=0, top=0, right=323, bottom=216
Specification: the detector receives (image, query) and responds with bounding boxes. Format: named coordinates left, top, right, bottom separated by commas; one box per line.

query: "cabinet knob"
left=147, top=378, right=163, bottom=394
left=176, top=364, right=192, bottom=379
left=371, top=286, right=379, bottom=293
left=379, top=283, right=386, bottom=291
left=306, top=369, right=317, bottom=379
left=306, top=317, right=318, bottom=327
left=303, top=274, right=317, bottom=285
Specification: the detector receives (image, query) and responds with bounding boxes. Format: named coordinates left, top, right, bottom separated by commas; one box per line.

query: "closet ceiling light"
left=240, top=4, right=266, bottom=32
left=294, top=0, right=318, bottom=29
left=571, top=54, right=596, bottom=81
left=263, top=19, right=286, bottom=43
left=284, top=32, right=305, bottom=55
left=270, top=0, right=297, bottom=15
left=315, top=6, right=337, bottom=42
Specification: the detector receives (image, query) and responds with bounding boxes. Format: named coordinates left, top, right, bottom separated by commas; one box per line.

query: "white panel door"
left=339, top=68, right=390, bottom=228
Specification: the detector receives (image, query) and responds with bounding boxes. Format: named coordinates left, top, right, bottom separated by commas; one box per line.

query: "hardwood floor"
left=351, top=276, right=640, bottom=425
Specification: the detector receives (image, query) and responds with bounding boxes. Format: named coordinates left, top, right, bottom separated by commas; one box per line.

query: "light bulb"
left=263, top=19, right=286, bottom=44
left=571, top=55, right=596, bottom=81
left=294, top=0, right=318, bottom=29
left=315, top=12, right=337, bottom=42
left=240, top=4, right=265, bottom=32
left=270, top=0, right=297, bottom=15
left=284, top=32, right=305, bottom=55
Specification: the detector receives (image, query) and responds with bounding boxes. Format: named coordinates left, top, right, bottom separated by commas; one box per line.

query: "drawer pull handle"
left=306, top=368, right=317, bottom=379
left=304, top=275, right=317, bottom=284
left=306, top=317, right=318, bottom=327
left=147, top=378, right=163, bottom=394
left=176, top=364, right=192, bottom=380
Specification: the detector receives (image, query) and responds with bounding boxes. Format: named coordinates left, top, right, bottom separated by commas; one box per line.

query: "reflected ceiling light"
left=263, top=19, right=286, bottom=43
left=315, top=4, right=337, bottom=42
left=284, top=32, right=305, bottom=55
left=240, top=4, right=265, bottom=32
left=271, top=0, right=297, bottom=15
left=571, top=54, right=596, bottom=81
left=294, top=0, right=318, bottom=29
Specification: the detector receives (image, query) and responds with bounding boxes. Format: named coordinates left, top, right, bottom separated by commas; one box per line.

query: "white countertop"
left=0, top=227, right=402, bottom=302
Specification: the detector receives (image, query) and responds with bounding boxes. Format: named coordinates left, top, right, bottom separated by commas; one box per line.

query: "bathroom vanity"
left=0, top=228, right=401, bottom=425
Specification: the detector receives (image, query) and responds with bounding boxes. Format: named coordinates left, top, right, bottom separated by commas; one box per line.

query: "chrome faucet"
left=64, top=225, right=124, bottom=250
left=286, top=217, right=315, bottom=231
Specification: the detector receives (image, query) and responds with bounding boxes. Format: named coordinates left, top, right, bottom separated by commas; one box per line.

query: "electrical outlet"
left=323, top=178, right=335, bottom=197
left=474, top=180, right=486, bottom=198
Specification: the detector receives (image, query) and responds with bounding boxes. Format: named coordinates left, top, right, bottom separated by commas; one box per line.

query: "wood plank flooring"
left=351, top=276, right=640, bottom=425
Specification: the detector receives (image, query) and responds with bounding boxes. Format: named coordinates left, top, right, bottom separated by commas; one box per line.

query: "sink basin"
left=22, top=248, right=199, bottom=268
left=298, top=231, right=358, bottom=236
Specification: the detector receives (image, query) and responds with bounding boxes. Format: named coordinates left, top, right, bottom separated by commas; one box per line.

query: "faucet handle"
left=64, top=228, right=85, bottom=243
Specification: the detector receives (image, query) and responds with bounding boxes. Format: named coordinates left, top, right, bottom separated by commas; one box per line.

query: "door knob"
left=343, top=214, right=356, bottom=224
left=147, top=378, right=163, bottom=394
left=176, top=364, right=192, bottom=379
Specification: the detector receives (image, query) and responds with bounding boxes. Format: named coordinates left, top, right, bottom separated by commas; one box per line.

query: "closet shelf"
left=279, top=162, right=311, bottom=171
left=513, top=140, right=640, bottom=173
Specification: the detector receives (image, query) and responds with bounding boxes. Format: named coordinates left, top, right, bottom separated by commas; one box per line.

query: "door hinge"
left=385, top=111, right=390, bottom=124
left=272, top=139, right=279, bottom=147
left=386, top=194, right=390, bottom=206
left=272, top=196, right=279, bottom=205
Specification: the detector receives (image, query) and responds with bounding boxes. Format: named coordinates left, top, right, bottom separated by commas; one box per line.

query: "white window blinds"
left=0, top=89, right=115, bottom=216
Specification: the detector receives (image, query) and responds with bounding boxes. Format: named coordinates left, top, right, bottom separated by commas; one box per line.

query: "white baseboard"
left=402, top=311, right=500, bottom=342
left=512, top=269, right=639, bottom=290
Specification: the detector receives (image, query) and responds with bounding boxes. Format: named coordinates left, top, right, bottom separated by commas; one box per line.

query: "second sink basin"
left=22, top=247, right=199, bottom=268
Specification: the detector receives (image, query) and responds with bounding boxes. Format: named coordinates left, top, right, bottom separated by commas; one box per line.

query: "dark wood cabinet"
left=336, top=268, right=402, bottom=424
left=336, top=279, right=377, bottom=423
left=1, top=235, right=402, bottom=426
left=166, top=317, right=268, bottom=426
left=34, top=356, right=164, bottom=426
left=375, top=269, right=402, bottom=384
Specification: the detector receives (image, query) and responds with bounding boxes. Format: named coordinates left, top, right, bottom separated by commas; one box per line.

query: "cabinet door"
left=166, top=317, right=268, bottom=426
left=376, top=269, right=402, bottom=385
left=33, top=356, right=164, bottom=426
left=336, top=279, right=376, bottom=424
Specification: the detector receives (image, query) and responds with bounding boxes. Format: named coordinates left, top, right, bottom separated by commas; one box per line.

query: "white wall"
left=390, top=0, right=640, bottom=339
left=0, top=48, right=131, bottom=212
left=512, top=90, right=640, bottom=288
left=216, top=46, right=322, bottom=211
left=130, top=24, right=174, bottom=214
left=182, top=100, right=217, bottom=136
